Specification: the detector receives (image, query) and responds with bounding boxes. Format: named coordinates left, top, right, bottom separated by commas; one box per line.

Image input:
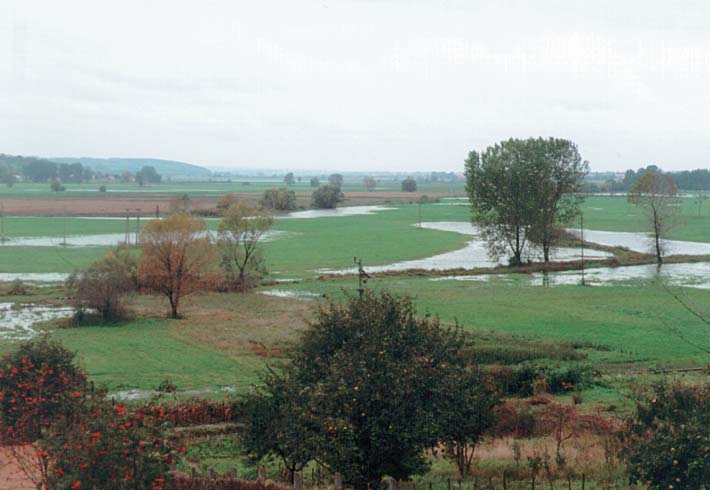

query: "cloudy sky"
left=2, top=0, right=710, bottom=172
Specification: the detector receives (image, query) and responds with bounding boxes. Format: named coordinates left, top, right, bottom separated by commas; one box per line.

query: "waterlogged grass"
left=580, top=195, right=710, bottom=242
left=0, top=205, right=470, bottom=274
left=263, top=277, right=710, bottom=368
left=263, top=205, right=469, bottom=275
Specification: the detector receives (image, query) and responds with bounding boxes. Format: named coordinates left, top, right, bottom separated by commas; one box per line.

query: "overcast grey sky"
left=2, top=1, right=710, bottom=172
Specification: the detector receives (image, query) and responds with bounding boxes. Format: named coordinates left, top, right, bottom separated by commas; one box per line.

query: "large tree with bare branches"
left=138, top=213, right=215, bottom=318
left=628, top=171, right=680, bottom=264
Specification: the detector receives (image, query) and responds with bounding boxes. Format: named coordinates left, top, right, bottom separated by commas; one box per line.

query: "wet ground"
left=0, top=302, right=74, bottom=340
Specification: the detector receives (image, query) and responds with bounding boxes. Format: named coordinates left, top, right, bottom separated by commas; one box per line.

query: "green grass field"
left=264, top=277, right=710, bottom=369
left=3, top=195, right=710, bottom=275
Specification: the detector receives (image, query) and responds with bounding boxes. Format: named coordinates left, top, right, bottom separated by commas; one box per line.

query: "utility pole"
left=124, top=209, right=130, bottom=245
left=580, top=213, right=585, bottom=286
left=354, top=257, right=370, bottom=299
left=62, top=206, right=68, bottom=246
left=135, top=211, right=141, bottom=246
left=0, top=202, right=5, bottom=243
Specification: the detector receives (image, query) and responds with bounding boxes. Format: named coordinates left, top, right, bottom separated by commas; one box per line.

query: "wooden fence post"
left=581, top=474, right=585, bottom=490
left=258, top=465, right=266, bottom=482
left=389, top=479, right=397, bottom=490
left=334, top=472, right=343, bottom=490
left=230, top=467, right=237, bottom=479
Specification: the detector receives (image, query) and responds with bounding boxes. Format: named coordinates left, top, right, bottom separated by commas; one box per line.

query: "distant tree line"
left=585, top=164, right=710, bottom=192
left=0, top=154, right=162, bottom=186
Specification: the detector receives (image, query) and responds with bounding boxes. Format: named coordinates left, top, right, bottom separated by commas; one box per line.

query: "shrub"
left=42, top=393, right=175, bottom=490
left=311, top=184, right=343, bottom=209
left=491, top=363, right=594, bottom=396
left=401, top=177, right=417, bottom=192
left=623, top=381, right=710, bottom=489
left=216, top=193, right=239, bottom=212
left=261, top=188, right=297, bottom=211
left=0, top=337, right=86, bottom=443
left=73, top=249, right=137, bottom=321
left=309, top=177, right=320, bottom=187
left=50, top=180, right=66, bottom=192
left=99, top=184, right=107, bottom=192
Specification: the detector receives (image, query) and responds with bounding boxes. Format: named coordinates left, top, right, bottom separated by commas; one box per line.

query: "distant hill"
left=49, top=157, right=212, bottom=178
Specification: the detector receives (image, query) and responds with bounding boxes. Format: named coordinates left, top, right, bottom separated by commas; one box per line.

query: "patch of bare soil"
left=0, top=198, right=217, bottom=216
left=0, top=447, right=35, bottom=490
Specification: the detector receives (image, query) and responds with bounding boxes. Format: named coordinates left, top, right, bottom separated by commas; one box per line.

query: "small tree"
left=311, top=184, right=344, bottom=209
left=328, top=173, right=344, bottom=188
left=138, top=214, right=215, bottom=318
left=137, top=165, right=162, bottom=184
left=296, top=292, right=478, bottom=490
left=73, top=249, right=137, bottom=321
left=217, top=202, right=273, bottom=291
left=284, top=172, right=296, bottom=185
left=401, top=177, right=417, bottom=192
left=310, top=177, right=320, bottom=187
left=261, top=188, right=297, bottom=211
left=239, top=368, right=317, bottom=482
left=364, top=177, right=377, bottom=192
left=216, top=192, right=239, bottom=212
left=628, top=171, right=680, bottom=264
left=623, top=382, right=710, bottom=489
left=437, top=364, right=499, bottom=478
left=50, top=180, right=65, bottom=192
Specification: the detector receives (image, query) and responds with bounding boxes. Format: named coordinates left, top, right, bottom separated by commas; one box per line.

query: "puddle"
left=318, top=222, right=611, bottom=274
left=432, top=262, right=710, bottom=289
left=282, top=206, right=396, bottom=219
left=0, top=303, right=74, bottom=340
left=259, top=289, right=322, bottom=300
left=568, top=229, right=710, bottom=255
left=0, top=273, right=69, bottom=284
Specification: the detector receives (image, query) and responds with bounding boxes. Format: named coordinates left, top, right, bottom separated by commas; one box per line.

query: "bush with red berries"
left=0, top=336, right=86, bottom=443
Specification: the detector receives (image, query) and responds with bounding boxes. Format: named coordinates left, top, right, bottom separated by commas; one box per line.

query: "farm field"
left=2, top=189, right=709, bottom=487
left=1, top=194, right=709, bottom=390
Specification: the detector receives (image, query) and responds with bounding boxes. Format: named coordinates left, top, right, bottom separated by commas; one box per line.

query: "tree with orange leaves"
left=138, top=213, right=215, bottom=318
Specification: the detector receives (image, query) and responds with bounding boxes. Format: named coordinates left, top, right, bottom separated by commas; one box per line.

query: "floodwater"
left=0, top=303, right=74, bottom=340
left=259, top=289, right=323, bottom=300
left=568, top=229, right=710, bottom=256
left=0, top=272, right=70, bottom=284
left=431, top=262, right=710, bottom=289
left=282, top=206, right=396, bottom=219
left=318, top=222, right=611, bottom=275
left=0, top=230, right=291, bottom=248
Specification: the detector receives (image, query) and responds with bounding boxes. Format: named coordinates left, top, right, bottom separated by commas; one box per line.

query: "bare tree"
left=628, top=172, right=680, bottom=264
left=138, top=213, right=215, bottom=318
left=217, top=202, right=273, bottom=291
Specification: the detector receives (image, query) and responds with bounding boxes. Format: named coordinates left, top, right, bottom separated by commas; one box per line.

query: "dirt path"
left=0, top=447, right=35, bottom=490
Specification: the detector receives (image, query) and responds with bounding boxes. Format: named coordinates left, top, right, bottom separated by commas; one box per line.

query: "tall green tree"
left=528, top=138, right=588, bottom=263
left=465, top=138, right=587, bottom=265
left=312, top=184, right=344, bottom=209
